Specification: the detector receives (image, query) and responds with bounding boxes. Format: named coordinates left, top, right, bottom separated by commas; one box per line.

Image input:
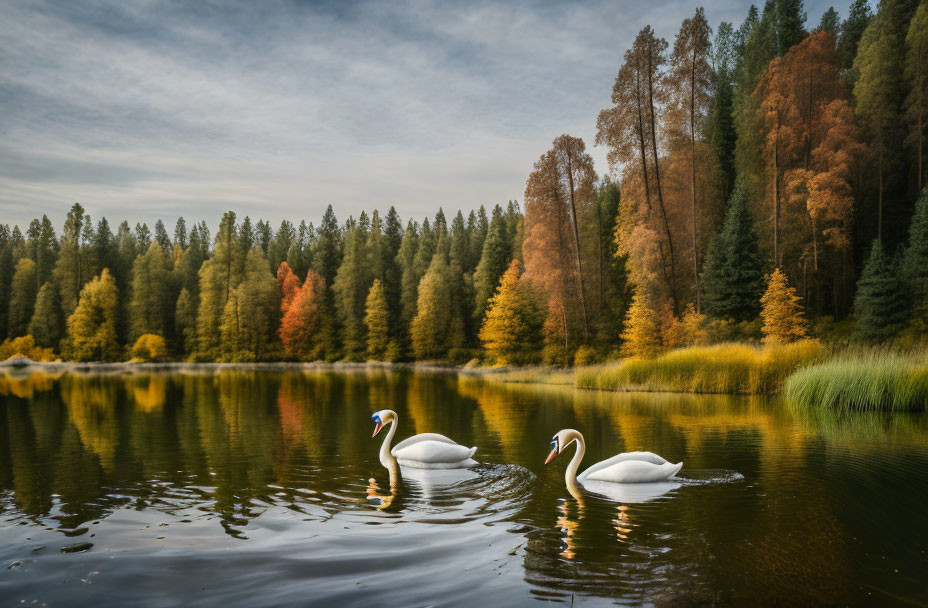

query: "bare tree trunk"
left=774, top=113, right=781, bottom=268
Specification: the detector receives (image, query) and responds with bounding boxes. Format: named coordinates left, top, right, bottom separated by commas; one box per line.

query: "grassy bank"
left=785, top=350, right=928, bottom=412
left=574, top=340, right=825, bottom=395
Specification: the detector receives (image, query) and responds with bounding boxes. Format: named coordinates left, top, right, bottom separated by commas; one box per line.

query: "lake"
left=1, top=367, right=926, bottom=606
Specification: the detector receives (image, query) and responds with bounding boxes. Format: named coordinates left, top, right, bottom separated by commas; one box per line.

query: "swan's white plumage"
left=373, top=410, right=477, bottom=469
left=391, top=433, right=456, bottom=453
left=582, top=459, right=682, bottom=483
left=577, top=450, right=669, bottom=480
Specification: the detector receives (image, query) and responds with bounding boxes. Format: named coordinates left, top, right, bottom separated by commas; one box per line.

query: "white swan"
left=545, top=429, right=681, bottom=488
left=371, top=409, right=477, bottom=469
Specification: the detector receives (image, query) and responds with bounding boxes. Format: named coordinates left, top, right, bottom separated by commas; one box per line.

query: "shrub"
left=0, top=335, right=57, bottom=362
left=130, top=334, right=168, bottom=362
left=573, top=345, right=600, bottom=367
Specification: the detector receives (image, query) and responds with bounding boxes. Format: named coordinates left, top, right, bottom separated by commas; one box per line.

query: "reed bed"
left=575, top=340, right=825, bottom=395
left=784, top=350, right=928, bottom=412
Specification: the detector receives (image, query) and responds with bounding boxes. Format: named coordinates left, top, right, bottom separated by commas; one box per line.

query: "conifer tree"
left=279, top=268, right=332, bottom=361
left=195, top=211, right=243, bottom=359
left=479, top=260, right=544, bottom=365
left=760, top=268, right=807, bottom=344
left=175, top=288, right=197, bottom=358
left=620, top=288, right=663, bottom=358
left=8, top=258, right=38, bottom=338
left=129, top=242, right=174, bottom=343
left=397, top=220, right=420, bottom=339
left=0, top=225, right=13, bottom=340
left=854, top=240, right=907, bottom=342
left=837, top=0, right=871, bottom=80
left=410, top=254, right=452, bottom=360
left=54, top=203, right=88, bottom=320
left=701, top=178, right=765, bottom=321
left=174, top=217, right=188, bottom=250
left=66, top=269, right=120, bottom=361
left=312, top=205, right=342, bottom=288
left=27, top=215, right=58, bottom=291
left=334, top=224, right=372, bottom=360
left=900, top=187, right=928, bottom=319
left=472, top=205, right=512, bottom=327
left=219, top=249, right=280, bottom=361
left=365, top=279, right=390, bottom=360
left=136, top=222, right=152, bottom=252
left=29, top=282, right=63, bottom=349
left=271, top=220, right=295, bottom=273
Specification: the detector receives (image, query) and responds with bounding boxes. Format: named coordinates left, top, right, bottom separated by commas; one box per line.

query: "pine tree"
left=136, top=222, right=152, bottom=252
left=8, top=258, right=38, bottom=338
left=410, top=254, right=452, bottom=360
left=66, top=269, right=120, bottom=361
left=0, top=225, right=13, bottom=340
left=175, top=288, right=197, bottom=358
left=900, top=187, right=928, bottom=319
left=760, top=268, right=807, bottom=344
left=271, top=220, right=295, bottom=273
left=701, top=178, right=765, bottom=321
left=333, top=223, right=372, bottom=360
left=472, top=205, right=512, bottom=327
left=854, top=240, right=907, bottom=342
left=129, top=241, right=174, bottom=343
left=312, top=205, right=342, bottom=287
left=478, top=260, right=544, bottom=365
left=195, top=211, right=243, bottom=359
left=279, top=268, right=333, bottom=361
left=365, top=279, right=390, bottom=360
left=29, top=282, right=63, bottom=349
left=620, top=288, right=663, bottom=358
left=174, top=217, right=188, bottom=250
left=397, top=220, right=420, bottom=342
left=53, top=203, right=88, bottom=320
left=218, top=249, right=280, bottom=361
left=837, top=0, right=871, bottom=82
left=818, top=7, right=839, bottom=35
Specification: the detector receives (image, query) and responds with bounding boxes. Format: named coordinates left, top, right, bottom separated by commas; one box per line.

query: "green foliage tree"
left=218, top=249, right=280, bottom=361
left=175, top=288, right=197, bottom=358
left=901, top=187, right=928, bottom=319
left=195, top=211, right=244, bottom=359
left=333, top=223, right=372, bottom=360
left=53, top=203, right=88, bottom=320
left=472, top=205, right=512, bottom=328
left=0, top=225, right=13, bottom=340
left=129, top=242, right=174, bottom=343
left=29, top=282, right=63, bottom=349
left=411, top=254, right=452, bottom=360
left=479, top=260, right=544, bottom=365
left=701, top=178, right=765, bottom=321
left=8, top=258, right=38, bottom=338
left=854, top=240, right=907, bottom=342
left=66, top=269, right=120, bottom=361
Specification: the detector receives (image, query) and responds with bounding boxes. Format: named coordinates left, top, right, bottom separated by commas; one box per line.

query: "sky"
left=1, top=0, right=840, bottom=231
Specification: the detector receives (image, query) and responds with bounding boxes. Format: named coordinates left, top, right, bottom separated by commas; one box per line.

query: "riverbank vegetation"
left=1, top=0, right=928, bottom=412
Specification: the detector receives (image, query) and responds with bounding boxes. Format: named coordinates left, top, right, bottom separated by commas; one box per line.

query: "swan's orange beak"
left=372, top=421, right=383, bottom=437
left=545, top=448, right=558, bottom=465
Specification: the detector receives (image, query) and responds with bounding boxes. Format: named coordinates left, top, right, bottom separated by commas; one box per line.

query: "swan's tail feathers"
left=467, top=446, right=477, bottom=459
left=669, top=462, right=683, bottom=478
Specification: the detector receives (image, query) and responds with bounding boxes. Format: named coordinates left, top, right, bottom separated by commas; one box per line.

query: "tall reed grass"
left=575, top=340, right=825, bottom=395
left=784, top=350, right=928, bottom=412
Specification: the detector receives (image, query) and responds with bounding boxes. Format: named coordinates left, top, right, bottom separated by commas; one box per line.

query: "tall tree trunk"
left=878, top=128, right=884, bottom=243
left=689, top=47, right=700, bottom=312
left=564, top=155, right=590, bottom=343
left=774, top=112, right=781, bottom=268
left=646, top=45, right=679, bottom=314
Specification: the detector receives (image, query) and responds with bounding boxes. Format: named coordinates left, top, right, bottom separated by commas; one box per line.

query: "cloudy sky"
left=1, top=0, right=838, bottom=230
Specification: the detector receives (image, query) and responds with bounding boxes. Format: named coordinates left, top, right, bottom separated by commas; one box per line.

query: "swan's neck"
left=379, top=417, right=398, bottom=467
left=565, top=434, right=585, bottom=489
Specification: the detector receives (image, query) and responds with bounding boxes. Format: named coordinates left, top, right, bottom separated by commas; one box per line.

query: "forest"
left=1, top=0, right=927, bottom=370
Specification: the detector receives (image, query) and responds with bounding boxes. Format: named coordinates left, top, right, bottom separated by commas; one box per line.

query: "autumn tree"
left=277, top=262, right=301, bottom=315
left=65, top=269, right=120, bottom=361
left=907, top=1, right=928, bottom=191
left=279, top=268, right=333, bottom=361
left=219, top=249, right=280, bottom=362
left=620, top=288, right=663, bottom=358
left=666, top=7, right=713, bottom=310
left=129, top=241, right=174, bottom=343
left=473, top=205, right=512, bottom=327
left=365, top=279, right=390, bottom=360
left=479, top=260, right=544, bottom=366
left=196, top=211, right=244, bottom=359
left=523, top=135, right=596, bottom=352
left=760, top=268, right=807, bottom=344
left=53, top=203, right=89, bottom=320
left=8, top=258, right=38, bottom=338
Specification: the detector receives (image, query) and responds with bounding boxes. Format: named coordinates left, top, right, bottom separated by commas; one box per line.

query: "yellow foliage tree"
left=130, top=334, right=168, bottom=362
left=365, top=279, right=390, bottom=360
left=478, top=260, right=545, bottom=366
left=0, top=335, right=56, bottom=362
left=66, top=269, right=120, bottom=361
left=620, top=289, right=662, bottom=358
left=760, top=268, right=807, bottom=344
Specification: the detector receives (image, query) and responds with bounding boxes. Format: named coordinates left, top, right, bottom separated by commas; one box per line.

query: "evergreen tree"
left=472, top=205, right=512, bottom=327
left=287, top=220, right=313, bottom=280
left=271, top=220, right=295, bottom=273
left=397, top=220, right=420, bottom=345
left=175, top=288, right=197, bottom=358
left=27, top=215, right=58, bottom=291
left=29, top=282, right=63, bottom=349
left=136, top=222, right=152, bottom=252
left=701, top=179, right=765, bottom=321
left=470, top=206, right=489, bottom=270
left=365, top=279, right=390, bottom=360
left=8, top=258, right=37, bottom=338
left=707, top=21, right=739, bottom=200
left=312, top=205, right=342, bottom=287
left=129, top=242, right=174, bottom=343
left=195, top=211, right=243, bottom=359
left=174, top=217, right=188, bottom=250
left=774, top=0, right=807, bottom=54
left=760, top=268, right=807, bottom=344
left=900, top=187, right=928, bottom=319
left=854, top=240, right=907, bottom=342
left=837, top=0, right=872, bottom=81
left=65, top=269, right=120, bottom=361
left=54, top=203, right=88, bottom=320
left=479, top=260, right=544, bottom=365
left=255, top=219, right=272, bottom=258
left=0, top=225, right=13, bottom=340
left=411, top=254, right=452, bottom=360
left=333, top=223, right=372, bottom=360
left=219, top=249, right=280, bottom=361
left=818, top=7, right=839, bottom=35
left=154, top=219, right=171, bottom=255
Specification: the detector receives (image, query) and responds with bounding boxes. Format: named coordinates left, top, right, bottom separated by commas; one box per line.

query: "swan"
left=544, top=429, right=682, bottom=489
left=371, top=409, right=477, bottom=469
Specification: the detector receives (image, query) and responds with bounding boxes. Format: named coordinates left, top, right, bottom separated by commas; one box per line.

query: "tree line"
left=1, top=0, right=927, bottom=364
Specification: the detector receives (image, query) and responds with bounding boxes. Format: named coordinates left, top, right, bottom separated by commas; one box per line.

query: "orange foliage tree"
left=279, top=269, right=332, bottom=361
left=276, top=262, right=301, bottom=315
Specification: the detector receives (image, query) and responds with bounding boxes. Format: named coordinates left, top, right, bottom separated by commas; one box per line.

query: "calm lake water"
left=1, top=367, right=926, bottom=606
